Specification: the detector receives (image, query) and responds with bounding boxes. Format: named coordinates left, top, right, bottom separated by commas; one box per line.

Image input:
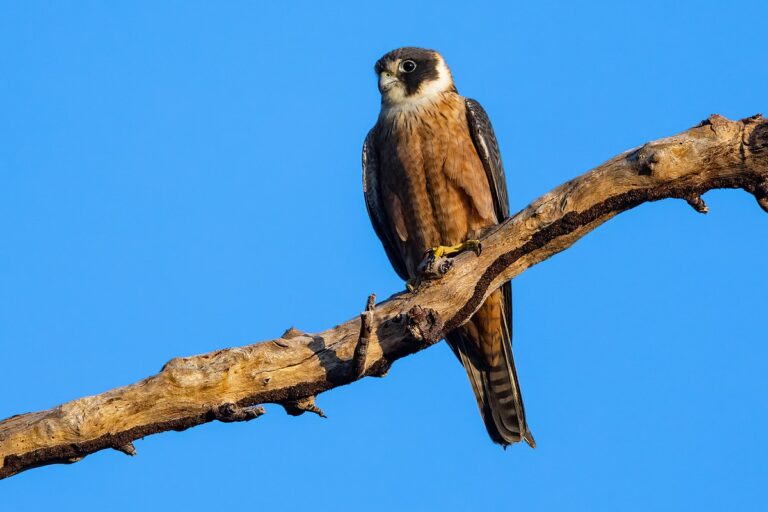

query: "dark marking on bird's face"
left=374, top=47, right=455, bottom=101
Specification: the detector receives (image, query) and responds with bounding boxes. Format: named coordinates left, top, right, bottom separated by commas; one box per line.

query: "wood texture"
left=1, top=114, right=766, bottom=479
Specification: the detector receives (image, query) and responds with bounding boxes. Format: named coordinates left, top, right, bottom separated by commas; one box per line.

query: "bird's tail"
left=447, top=283, right=535, bottom=447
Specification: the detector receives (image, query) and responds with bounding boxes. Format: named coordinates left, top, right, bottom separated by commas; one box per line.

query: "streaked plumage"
left=363, top=47, right=534, bottom=447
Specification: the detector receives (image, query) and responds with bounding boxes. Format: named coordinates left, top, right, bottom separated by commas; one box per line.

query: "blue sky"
left=1, top=1, right=767, bottom=510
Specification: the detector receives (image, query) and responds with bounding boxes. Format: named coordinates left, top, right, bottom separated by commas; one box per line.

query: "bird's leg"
left=429, top=239, right=482, bottom=259
left=408, top=240, right=481, bottom=293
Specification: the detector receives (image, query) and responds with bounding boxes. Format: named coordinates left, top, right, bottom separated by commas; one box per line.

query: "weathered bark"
left=1, top=114, right=766, bottom=479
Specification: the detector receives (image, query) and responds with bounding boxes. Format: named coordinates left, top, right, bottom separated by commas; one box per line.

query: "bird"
left=362, top=47, right=534, bottom=447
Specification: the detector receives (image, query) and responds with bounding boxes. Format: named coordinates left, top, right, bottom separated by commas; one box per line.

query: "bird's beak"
left=378, top=72, right=399, bottom=93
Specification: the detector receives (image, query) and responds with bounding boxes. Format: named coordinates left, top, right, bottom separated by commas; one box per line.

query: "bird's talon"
left=428, top=246, right=446, bottom=259
left=428, top=239, right=482, bottom=259
left=465, top=239, right=482, bottom=256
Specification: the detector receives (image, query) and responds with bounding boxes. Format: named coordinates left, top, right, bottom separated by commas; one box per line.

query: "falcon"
left=362, top=47, right=534, bottom=447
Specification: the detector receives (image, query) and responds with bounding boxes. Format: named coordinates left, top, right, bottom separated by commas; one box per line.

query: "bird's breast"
left=375, top=94, right=497, bottom=276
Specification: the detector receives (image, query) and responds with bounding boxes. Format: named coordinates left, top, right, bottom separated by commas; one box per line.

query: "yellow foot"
left=408, top=240, right=481, bottom=293
left=429, top=239, right=482, bottom=259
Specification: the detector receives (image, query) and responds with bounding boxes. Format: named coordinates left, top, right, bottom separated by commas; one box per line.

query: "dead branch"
left=353, top=294, right=377, bottom=379
left=1, top=114, right=766, bottom=479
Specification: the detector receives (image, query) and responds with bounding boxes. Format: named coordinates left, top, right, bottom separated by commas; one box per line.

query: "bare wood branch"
left=281, top=396, right=326, bottom=418
left=1, top=114, right=766, bottom=480
left=113, top=442, right=137, bottom=457
left=353, top=293, right=377, bottom=379
left=685, top=194, right=709, bottom=213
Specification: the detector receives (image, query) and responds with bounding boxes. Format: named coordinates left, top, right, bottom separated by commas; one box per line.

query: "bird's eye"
left=400, top=60, right=417, bottom=73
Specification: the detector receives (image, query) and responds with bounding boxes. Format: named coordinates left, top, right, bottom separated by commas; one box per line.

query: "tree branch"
left=1, top=114, right=766, bottom=479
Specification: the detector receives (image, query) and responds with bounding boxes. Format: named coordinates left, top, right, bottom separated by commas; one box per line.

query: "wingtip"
left=498, top=430, right=536, bottom=450
left=524, top=431, right=537, bottom=449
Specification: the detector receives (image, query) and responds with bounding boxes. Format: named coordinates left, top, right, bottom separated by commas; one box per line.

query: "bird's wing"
left=362, top=129, right=409, bottom=281
left=465, top=98, right=509, bottom=221
left=454, top=98, right=534, bottom=446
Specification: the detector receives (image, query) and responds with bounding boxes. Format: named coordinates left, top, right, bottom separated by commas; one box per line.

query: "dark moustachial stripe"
left=374, top=47, right=440, bottom=97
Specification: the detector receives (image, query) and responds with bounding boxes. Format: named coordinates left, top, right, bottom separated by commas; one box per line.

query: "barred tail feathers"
left=447, top=283, right=534, bottom=447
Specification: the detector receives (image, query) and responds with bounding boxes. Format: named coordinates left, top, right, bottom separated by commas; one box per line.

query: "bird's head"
left=374, top=47, right=456, bottom=107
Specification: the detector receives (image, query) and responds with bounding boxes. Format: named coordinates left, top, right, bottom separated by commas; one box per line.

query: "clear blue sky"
left=1, top=1, right=766, bottom=510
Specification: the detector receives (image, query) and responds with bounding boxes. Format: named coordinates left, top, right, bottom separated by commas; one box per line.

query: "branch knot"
left=405, top=306, right=442, bottom=345
left=210, top=403, right=265, bottom=423
left=685, top=195, right=709, bottom=214
left=352, top=294, right=376, bottom=379
left=754, top=181, right=768, bottom=213
left=282, top=396, right=326, bottom=418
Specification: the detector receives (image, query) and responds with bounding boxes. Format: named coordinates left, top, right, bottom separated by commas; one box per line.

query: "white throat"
left=380, top=58, right=454, bottom=113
